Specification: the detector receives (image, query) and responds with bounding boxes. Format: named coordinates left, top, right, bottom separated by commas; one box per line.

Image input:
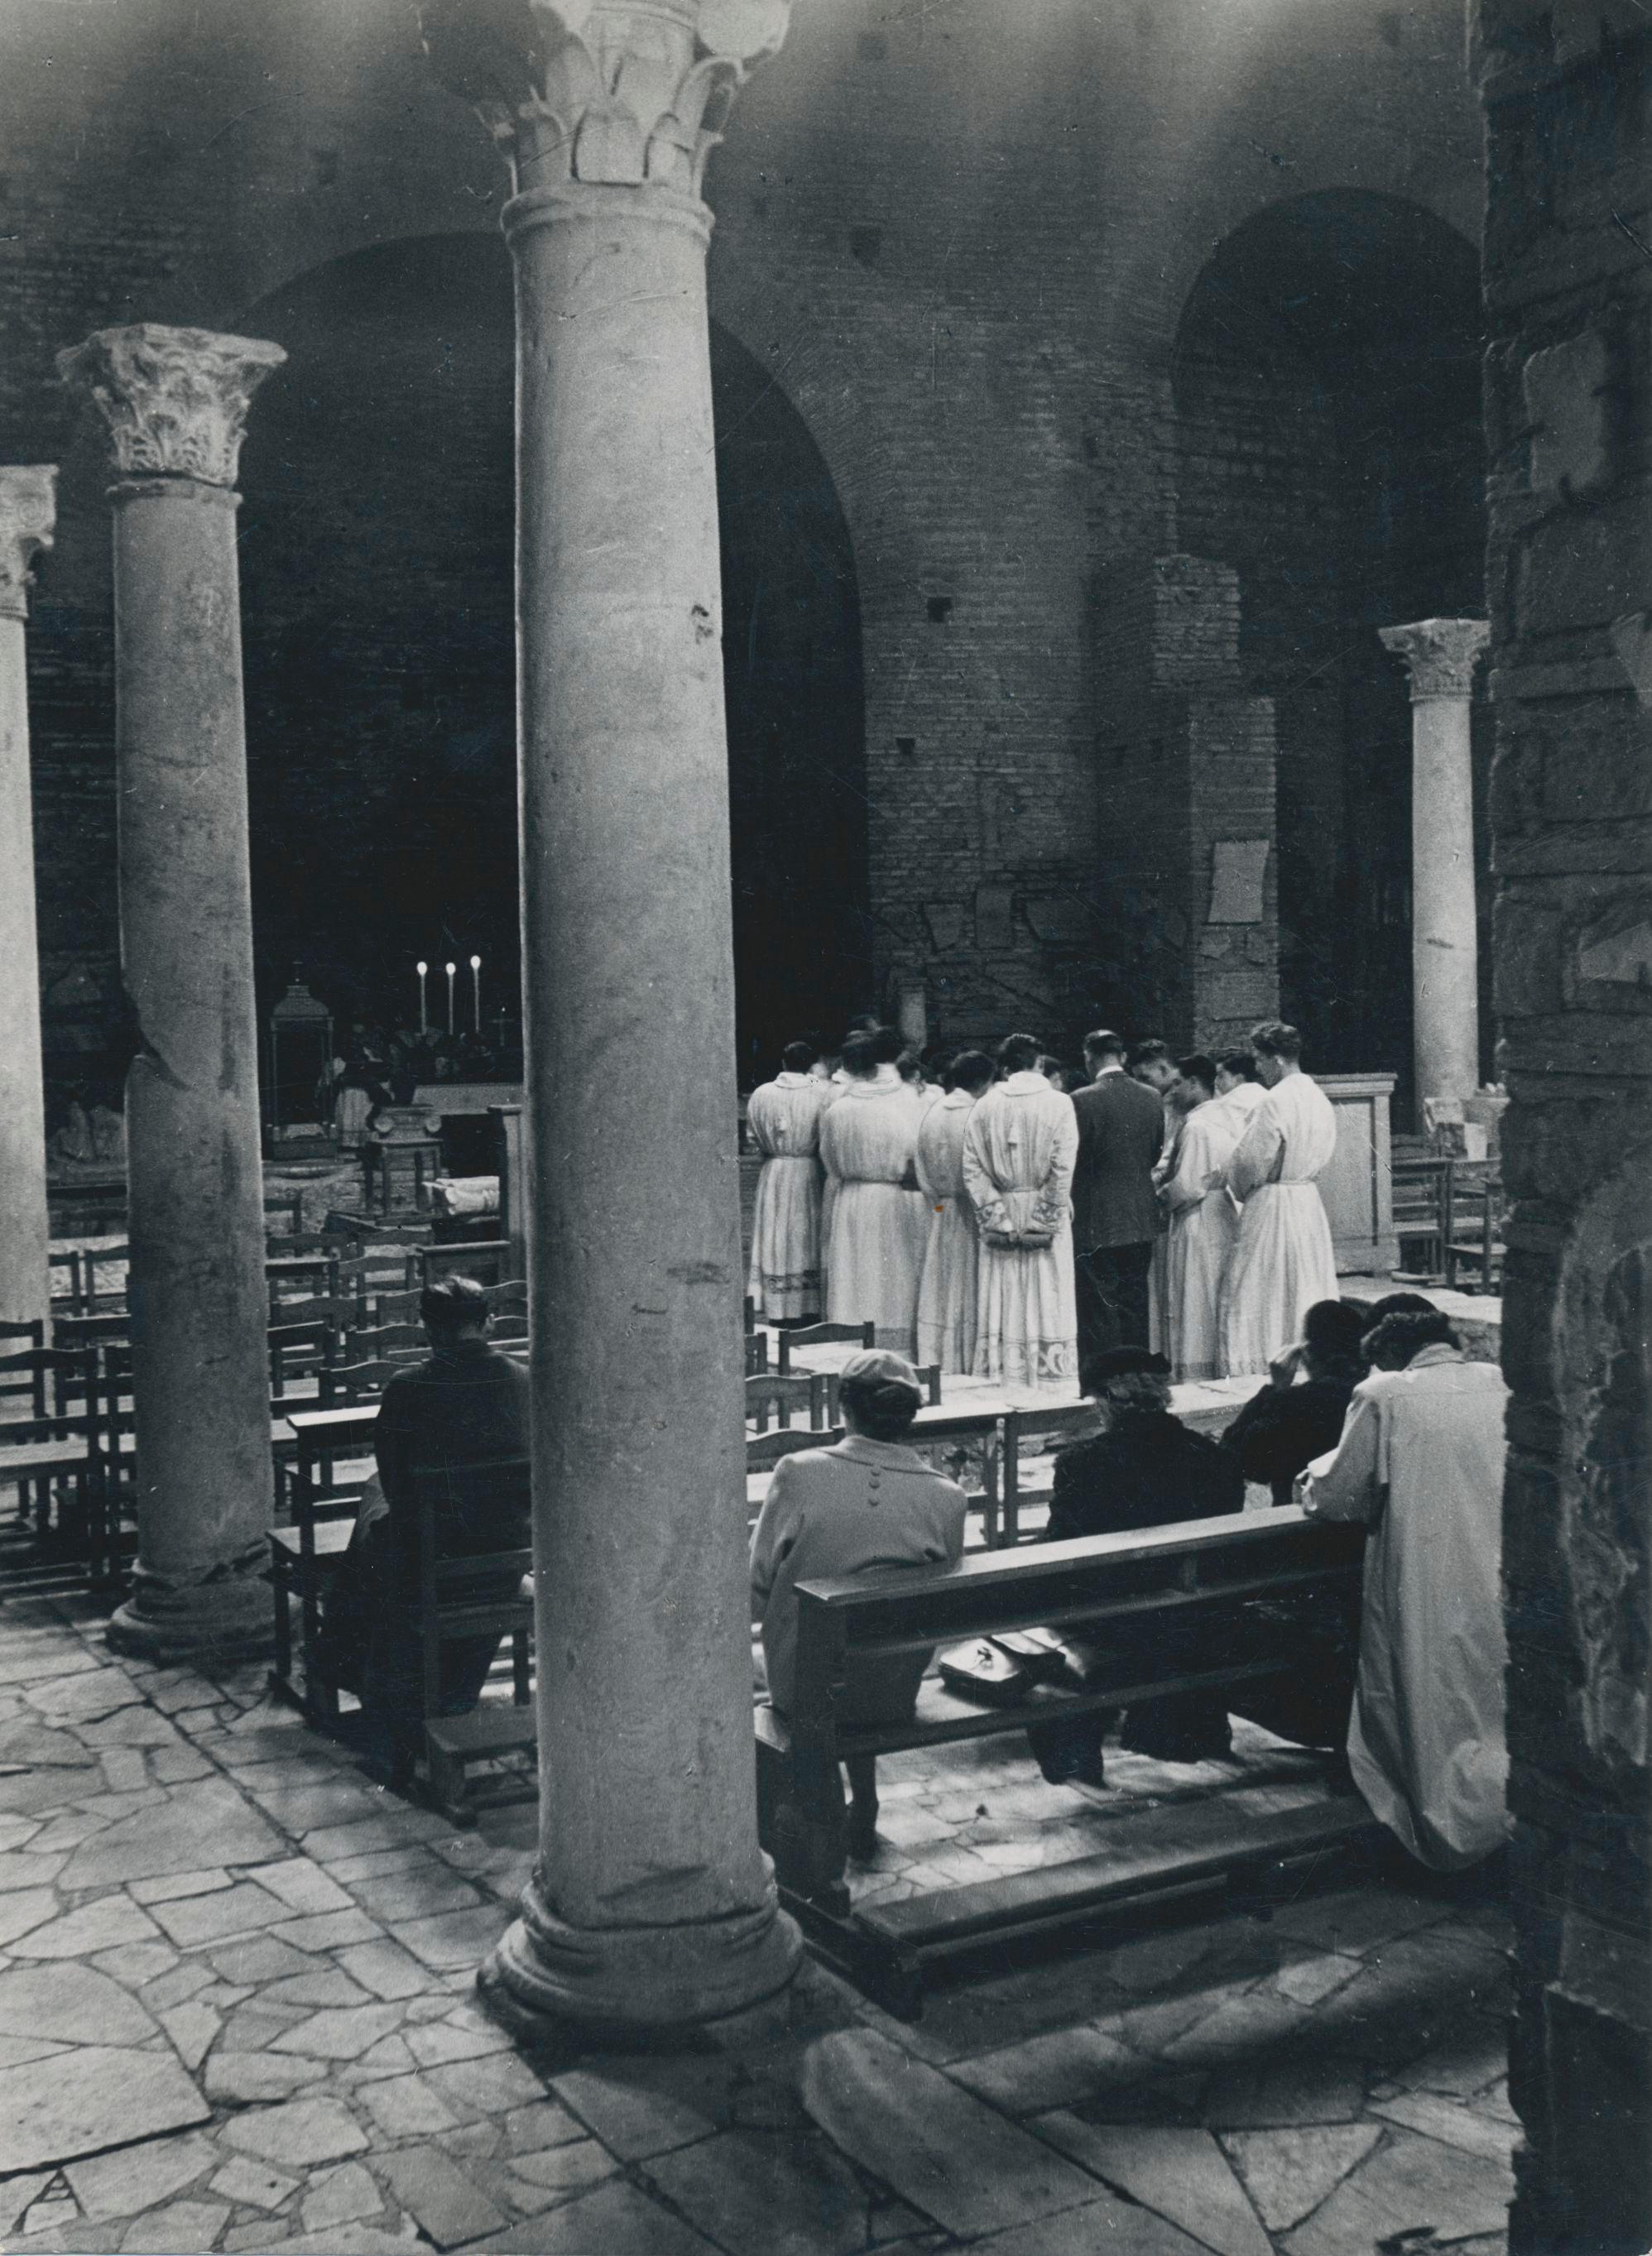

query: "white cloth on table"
left=431, top=1175, right=499, bottom=1218
left=962, top=1071, right=1079, bottom=1391
left=1218, top=1069, right=1338, bottom=1377
left=1302, top=1346, right=1510, bottom=1870
left=819, top=1066, right=924, bottom=1353
left=746, top=1072, right=826, bottom=1321
left=1162, top=1097, right=1244, bottom=1383
left=914, top=1087, right=981, bottom=1375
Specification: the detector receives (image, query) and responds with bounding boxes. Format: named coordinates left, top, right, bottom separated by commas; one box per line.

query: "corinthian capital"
left=1379, top=617, right=1490, bottom=701
left=0, top=467, right=57, bottom=623
left=56, top=324, right=286, bottom=491
left=421, top=0, right=789, bottom=199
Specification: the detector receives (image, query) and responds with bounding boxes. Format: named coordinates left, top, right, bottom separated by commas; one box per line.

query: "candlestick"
left=444, top=961, right=456, bottom=1034
left=415, top=961, right=428, bottom=1034
left=469, top=954, right=482, bottom=1034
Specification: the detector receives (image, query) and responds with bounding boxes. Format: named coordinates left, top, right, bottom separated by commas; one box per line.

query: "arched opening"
left=1174, top=192, right=1487, bottom=1101
left=233, top=233, right=868, bottom=1076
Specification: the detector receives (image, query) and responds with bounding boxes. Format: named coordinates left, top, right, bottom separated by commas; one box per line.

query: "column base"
left=106, top=1552, right=275, bottom=1666
left=478, top=1866, right=802, bottom=2040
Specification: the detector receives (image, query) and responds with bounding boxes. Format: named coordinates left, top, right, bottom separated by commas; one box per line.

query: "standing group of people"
left=744, top=1016, right=1341, bottom=1389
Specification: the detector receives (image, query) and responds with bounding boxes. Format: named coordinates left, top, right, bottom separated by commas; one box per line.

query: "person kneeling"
left=1301, top=1308, right=1510, bottom=1871
left=1029, top=1346, right=1245, bottom=1786
left=750, top=1351, right=968, bottom=1889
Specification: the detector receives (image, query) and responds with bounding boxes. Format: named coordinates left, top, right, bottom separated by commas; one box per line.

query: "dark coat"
left=1070, top=1072, right=1165, bottom=1250
left=1046, top=1410, right=1245, bottom=1544
left=373, top=1339, right=531, bottom=1596
left=1221, top=1370, right=1358, bottom=1506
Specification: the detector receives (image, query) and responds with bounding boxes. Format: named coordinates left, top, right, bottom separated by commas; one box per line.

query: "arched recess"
left=233, top=233, right=868, bottom=1073
left=1173, top=192, right=1486, bottom=1097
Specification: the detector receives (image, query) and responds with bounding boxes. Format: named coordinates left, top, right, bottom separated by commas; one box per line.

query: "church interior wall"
left=1, top=0, right=1485, bottom=1092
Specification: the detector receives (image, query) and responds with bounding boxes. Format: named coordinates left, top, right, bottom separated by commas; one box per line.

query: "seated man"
left=1301, top=1308, right=1510, bottom=1870
left=1030, top=1346, right=1245, bottom=1784
left=358, top=1274, right=531, bottom=1782
left=750, top=1350, right=967, bottom=1874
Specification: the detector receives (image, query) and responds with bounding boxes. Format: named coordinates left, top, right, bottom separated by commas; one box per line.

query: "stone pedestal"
left=423, top=0, right=800, bottom=2033
left=59, top=325, right=286, bottom=1660
left=0, top=469, right=57, bottom=1336
left=1379, top=618, right=1489, bottom=1121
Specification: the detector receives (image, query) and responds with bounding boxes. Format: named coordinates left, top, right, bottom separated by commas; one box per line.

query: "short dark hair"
left=838, top=1370, right=923, bottom=1440
left=869, top=1025, right=905, bottom=1066
left=840, top=1032, right=877, bottom=1077
left=1365, top=1309, right=1458, bottom=1366
left=1127, top=1038, right=1171, bottom=1070
left=1363, top=1290, right=1437, bottom=1327
left=1251, top=1020, right=1303, bottom=1061
left=1215, top=1050, right=1256, bottom=1080
left=896, top=1047, right=925, bottom=1082
left=997, top=1031, right=1041, bottom=1073
left=1083, top=1028, right=1125, bottom=1061
left=1177, top=1052, right=1217, bottom=1092
left=780, top=1039, right=814, bottom=1073
left=948, top=1048, right=995, bottom=1092
left=420, top=1274, right=490, bottom=1337
left=1302, top=1298, right=1369, bottom=1367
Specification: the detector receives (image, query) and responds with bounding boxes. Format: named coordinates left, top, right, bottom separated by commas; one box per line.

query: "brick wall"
left=0, top=0, right=1486, bottom=1094
left=1475, top=3, right=1652, bottom=2247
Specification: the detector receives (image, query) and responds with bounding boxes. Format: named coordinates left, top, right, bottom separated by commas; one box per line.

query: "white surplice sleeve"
left=1225, top=1095, right=1284, bottom=1203
left=1300, top=1386, right=1385, bottom=1524
left=1035, top=1095, right=1079, bottom=1231
left=961, top=1103, right=1009, bottom=1240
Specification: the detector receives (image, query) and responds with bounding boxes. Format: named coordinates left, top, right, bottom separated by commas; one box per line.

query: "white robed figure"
left=963, top=1037, right=1079, bottom=1391
left=914, top=1056, right=992, bottom=1375
left=1218, top=1023, right=1338, bottom=1377
left=1303, top=1318, right=1510, bottom=1870
left=819, top=1030, right=924, bottom=1354
left=1160, top=1067, right=1244, bottom=1383
left=746, top=1045, right=827, bottom=1322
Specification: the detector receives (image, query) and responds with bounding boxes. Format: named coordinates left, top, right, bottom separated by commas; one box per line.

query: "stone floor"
left=0, top=1586, right=1515, bottom=2256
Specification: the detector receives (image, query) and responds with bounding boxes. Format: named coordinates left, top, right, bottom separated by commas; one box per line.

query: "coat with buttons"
left=750, top=1433, right=968, bottom=1722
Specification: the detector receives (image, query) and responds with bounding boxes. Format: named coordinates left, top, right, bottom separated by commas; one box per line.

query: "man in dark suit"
left=1069, top=1028, right=1165, bottom=1362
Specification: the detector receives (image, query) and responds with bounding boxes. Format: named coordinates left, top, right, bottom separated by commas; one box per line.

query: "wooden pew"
left=754, top=1506, right=1371, bottom=2014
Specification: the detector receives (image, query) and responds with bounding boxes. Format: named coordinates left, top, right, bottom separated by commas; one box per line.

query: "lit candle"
left=444, top=961, right=457, bottom=1034
left=469, top=954, right=482, bottom=1033
left=415, top=961, right=428, bottom=1033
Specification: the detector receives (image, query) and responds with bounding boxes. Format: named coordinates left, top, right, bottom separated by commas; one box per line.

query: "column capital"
left=1379, top=617, right=1491, bottom=701
left=56, top=324, right=286, bottom=491
left=420, top=0, right=788, bottom=200
left=0, top=467, right=57, bottom=623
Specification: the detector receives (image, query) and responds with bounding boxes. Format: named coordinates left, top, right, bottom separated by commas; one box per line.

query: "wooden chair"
left=1390, top=1155, right=1454, bottom=1284
left=744, top=1332, right=770, bottom=1377
left=262, top=1188, right=305, bottom=1238
left=320, top=1356, right=410, bottom=1407
left=1446, top=1175, right=1505, bottom=1294
left=776, top=1320, right=876, bottom=1375
left=818, top=1364, right=942, bottom=1428
left=420, top=1239, right=513, bottom=1289
left=72, top=1243, right=129, bottom=1315
left=413, top=1457, right=536, bottom=1823
left=0, top=1349, right=102, bottom=1554
left=268, top=1404, right=380, bottom=1720
left=0, top=1322, right=46, bottom=1418
left=746, top=1370, right=830, bottom=1433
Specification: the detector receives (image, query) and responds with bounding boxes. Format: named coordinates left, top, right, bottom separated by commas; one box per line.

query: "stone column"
left=0, top=469, right=57, bottom=1336
left=1379, top=617, right=1490, bottom=1116
left=58, top=324, right=286, bottom=1660
left=421, top=0, right=800, bottom=2032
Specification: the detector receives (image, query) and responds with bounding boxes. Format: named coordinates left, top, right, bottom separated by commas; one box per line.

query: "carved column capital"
left=420, top=0, right=789, bottom=199
left=0, top=468, right=57, bottom=623
left=1379, top=617, right=1491, bottom=701
left=56, top=324, right=286, bottom=491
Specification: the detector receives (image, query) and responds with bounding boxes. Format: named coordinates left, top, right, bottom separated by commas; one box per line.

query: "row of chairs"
left=1390, top=1155, right=1504, bottom=1294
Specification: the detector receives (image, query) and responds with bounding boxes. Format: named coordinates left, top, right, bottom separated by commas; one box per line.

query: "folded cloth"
left=430, top=1175, right=500, bottom=1217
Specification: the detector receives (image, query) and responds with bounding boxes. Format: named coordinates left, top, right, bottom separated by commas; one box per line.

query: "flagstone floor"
left=0, top=1588, right=1515, bottom=2256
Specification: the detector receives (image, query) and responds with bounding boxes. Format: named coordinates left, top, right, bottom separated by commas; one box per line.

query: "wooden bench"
left=754, top=1506, right=1371, bottom=2014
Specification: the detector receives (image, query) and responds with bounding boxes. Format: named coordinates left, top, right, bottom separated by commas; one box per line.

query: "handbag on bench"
left=939, top=1628, right=1077, bottom=1702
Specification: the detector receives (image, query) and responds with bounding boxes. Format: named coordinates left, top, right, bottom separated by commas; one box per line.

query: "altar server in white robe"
left=1160, top=1054, right=1244, bottom=1384
left=1302, top=1308, right=1510, bottom=1870
left=963, top=1033, right=1080, bottom=1392
left=915, top=1050, right=994, bottom=1374
left=819, top=1026, right=924, bottom=1354
left=1217, top=1021, right=1339, bottom=1378
left=1210, top=1049, right=1269, bottom=1140
left=746, top=1041, right=827, bottom=1322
